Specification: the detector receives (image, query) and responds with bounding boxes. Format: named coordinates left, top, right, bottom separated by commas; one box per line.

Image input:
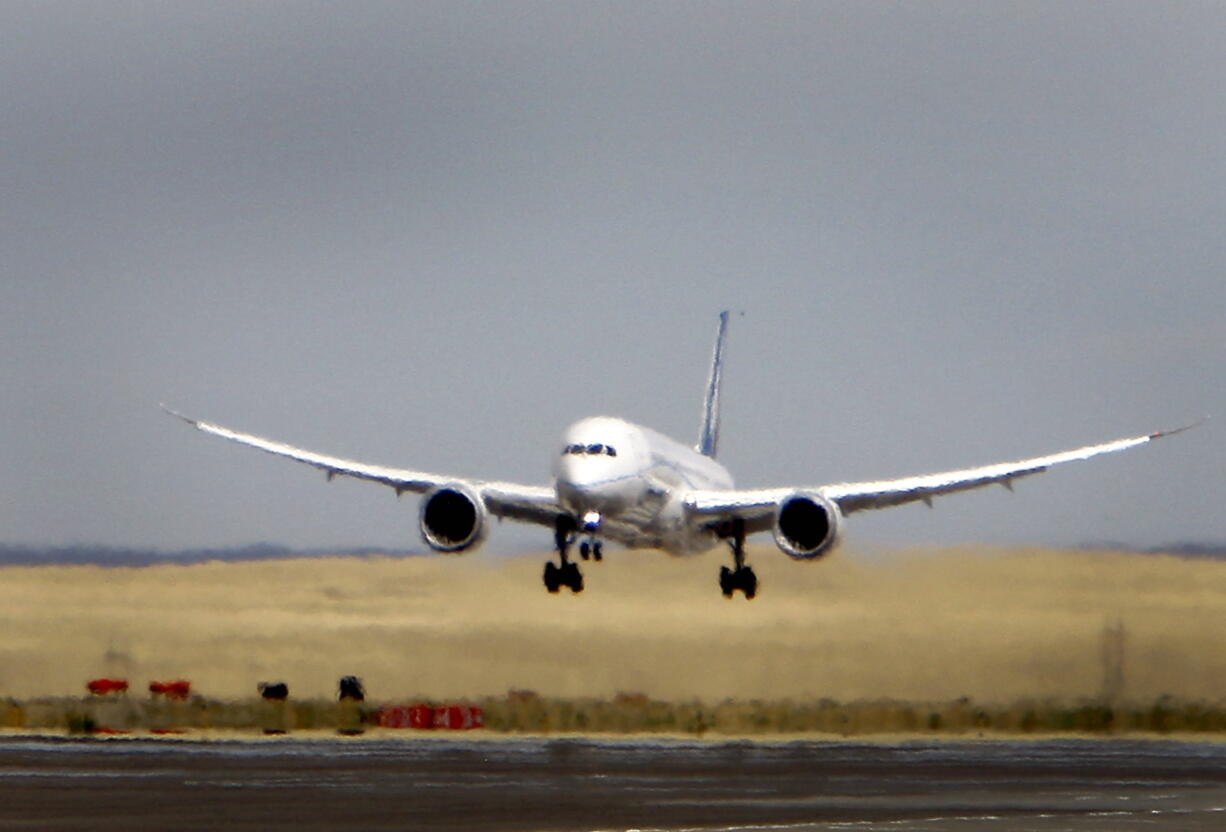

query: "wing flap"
left=164, top=406, right=448, bottom=493
left=685, top=421, right=1200, bottom=524
left=826, top=423, right=1198, bottom=514
left=481, top=484, right=562, bottom=526
left=164, top=406, right=562, bottom=527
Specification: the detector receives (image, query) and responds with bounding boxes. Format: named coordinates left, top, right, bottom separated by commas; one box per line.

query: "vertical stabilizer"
left=697, top=311, right=730, bottom=458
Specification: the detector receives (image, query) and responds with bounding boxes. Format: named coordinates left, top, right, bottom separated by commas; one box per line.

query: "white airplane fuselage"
left=552, top=416, right=733, bottom=555
left=166, top=310, right=1191, bottom=598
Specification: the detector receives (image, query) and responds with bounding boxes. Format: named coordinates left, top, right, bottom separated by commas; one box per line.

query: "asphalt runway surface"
left=2, top=735, right=1225, bottom=831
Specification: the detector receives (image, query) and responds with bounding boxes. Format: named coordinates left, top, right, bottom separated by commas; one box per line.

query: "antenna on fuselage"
left=697, top=310, right=730, bottom=458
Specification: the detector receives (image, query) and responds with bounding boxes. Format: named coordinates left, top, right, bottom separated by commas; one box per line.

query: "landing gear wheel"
left=741, top=566, right=758, bottom=600
left=543, top=561, right=562, bottom=593
left=592, top=541, right=603, bottom=562
left=718, top=565, right=757, bottom=599
left=562, top=562, right=584, bottom=593
left=579, top=541, right=590, bottom=561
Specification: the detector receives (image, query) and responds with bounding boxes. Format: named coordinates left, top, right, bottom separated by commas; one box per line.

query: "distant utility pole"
left=1101, top=618, right=1126, bottom=704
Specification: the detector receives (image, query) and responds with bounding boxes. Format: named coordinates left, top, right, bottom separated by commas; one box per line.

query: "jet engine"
left=419, top=484, right=488, bottom=552
left=772, top=491, right=843, bottom=560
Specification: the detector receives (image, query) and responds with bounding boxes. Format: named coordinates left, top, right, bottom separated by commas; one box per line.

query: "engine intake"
left=419, top=484, right=487, bottom=552
left=772, top=491, right=842, bottom=560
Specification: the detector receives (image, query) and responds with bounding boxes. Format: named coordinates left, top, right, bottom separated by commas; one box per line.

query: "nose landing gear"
left=578, top=511, right=603, bottom=561
left=718, top=518, right=757, bottom=600
left=579, top=540, right=603, bottom=561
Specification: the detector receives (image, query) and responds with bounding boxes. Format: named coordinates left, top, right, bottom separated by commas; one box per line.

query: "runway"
left=2, top=735, right=1225, bottom=831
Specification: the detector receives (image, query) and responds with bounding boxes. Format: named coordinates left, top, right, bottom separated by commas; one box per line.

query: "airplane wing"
left=684, top=421, right=1201, bottom=531
left=163, top=407, right=561, bottom=527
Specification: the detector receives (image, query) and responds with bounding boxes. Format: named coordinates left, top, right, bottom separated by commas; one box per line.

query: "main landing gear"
left=543, top=559, right=582, bottom=594
left=718, top=518, right=757, bottom=600
left=544, top=515, right=584, bottom=594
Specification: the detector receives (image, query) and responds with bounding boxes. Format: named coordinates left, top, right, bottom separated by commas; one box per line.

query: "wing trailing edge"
left=161, top=405, right=561, bottom=528
left=684, top=419, right=1204, bottom=526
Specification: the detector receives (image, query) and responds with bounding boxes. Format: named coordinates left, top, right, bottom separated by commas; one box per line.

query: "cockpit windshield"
left=562, top=443, right=617, bottom=457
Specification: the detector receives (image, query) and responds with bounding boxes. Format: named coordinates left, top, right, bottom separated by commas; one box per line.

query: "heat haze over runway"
left=2, top=546, right=1224, bottom=703
left=2, top=736, right=1225, bottom=831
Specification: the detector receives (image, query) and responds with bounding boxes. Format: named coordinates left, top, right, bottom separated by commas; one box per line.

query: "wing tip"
left=160, top=403, right=202, bottom=429
left=1149, top=415, right=1209, bottom=441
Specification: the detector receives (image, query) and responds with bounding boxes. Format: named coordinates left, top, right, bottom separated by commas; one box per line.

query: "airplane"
left=165, top=312, right=1197, bottom=599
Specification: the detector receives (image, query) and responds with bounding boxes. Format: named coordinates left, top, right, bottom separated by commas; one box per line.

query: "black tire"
left=579, top=541, right=590, bottom=560
left=741, top=567, right=758, bottom=600
left=593, top=542, right=603, bottom=562
left=719, top=565, right=734, bottom=598
left=564, top=562, right=584, bottom=594
left=543, top=561, right=561, bottom=593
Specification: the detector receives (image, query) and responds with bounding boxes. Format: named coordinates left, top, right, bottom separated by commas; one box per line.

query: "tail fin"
left=696, top=311, right=730, bottom=458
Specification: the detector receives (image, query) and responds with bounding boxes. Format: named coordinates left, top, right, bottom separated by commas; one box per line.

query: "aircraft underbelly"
left=607, top=477, right=720, bottom=556
left=556, top=458, right=729, bottom=556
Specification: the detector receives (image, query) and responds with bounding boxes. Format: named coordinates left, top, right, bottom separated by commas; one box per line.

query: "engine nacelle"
left=419, top=483, right=488, bottom=552
left=772, top=490, right=843, bottom=560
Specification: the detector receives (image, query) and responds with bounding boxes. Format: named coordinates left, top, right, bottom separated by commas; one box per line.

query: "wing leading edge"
left=162, top=407, right=560, bottom=527
left=684, top=421, right=1203, bottom=531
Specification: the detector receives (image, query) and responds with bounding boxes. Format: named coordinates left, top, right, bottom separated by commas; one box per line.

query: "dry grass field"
left=1, top=545, right=1224, bottom=704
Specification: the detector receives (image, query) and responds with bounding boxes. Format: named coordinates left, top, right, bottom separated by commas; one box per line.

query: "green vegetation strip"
left=5, top=695, right=1226, bottom=736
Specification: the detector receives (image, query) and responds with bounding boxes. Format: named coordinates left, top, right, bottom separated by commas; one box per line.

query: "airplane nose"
left=557, top=456, right=602, bottom=489
left=556, top=460, right=637, bottom=519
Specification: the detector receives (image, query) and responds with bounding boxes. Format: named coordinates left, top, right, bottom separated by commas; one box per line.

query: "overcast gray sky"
left=1, top=1, right=1222, bottom=553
